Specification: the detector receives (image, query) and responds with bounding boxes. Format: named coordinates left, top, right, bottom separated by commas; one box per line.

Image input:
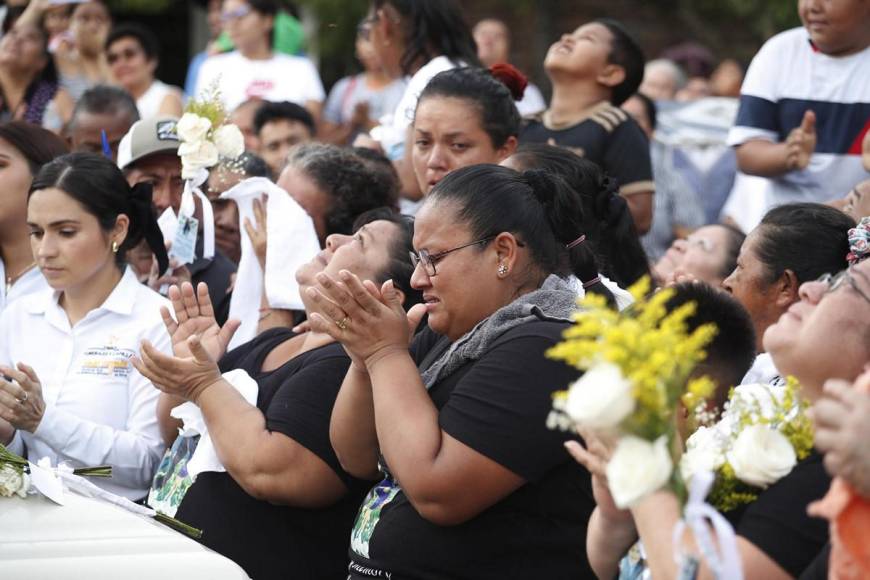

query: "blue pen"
left=101, top=129, right=111, bottom=159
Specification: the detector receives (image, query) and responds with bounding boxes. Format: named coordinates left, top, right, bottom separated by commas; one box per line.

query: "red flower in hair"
left=490, top=63, right=528, bottom=101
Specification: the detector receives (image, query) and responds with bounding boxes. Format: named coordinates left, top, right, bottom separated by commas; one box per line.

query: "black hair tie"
left=129, top=182, right=170, bottom=275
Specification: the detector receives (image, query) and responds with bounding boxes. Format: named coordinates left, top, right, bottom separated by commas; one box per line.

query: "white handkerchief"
left=220, top=177, right=320, bottom=350
left=170, top=369, right=259, bottom=478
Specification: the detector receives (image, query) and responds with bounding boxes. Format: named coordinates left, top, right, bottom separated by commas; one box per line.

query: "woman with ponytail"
left=0, top=152, right=171, bottom=501
left=408, top=65, right=524, bottom=209
left=320, top=164, right=598, bottom=578
left=506, top=142, right=651, bottom=290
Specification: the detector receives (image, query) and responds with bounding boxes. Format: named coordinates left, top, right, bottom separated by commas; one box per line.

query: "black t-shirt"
left=175, top=328, right=368, bottom=580
left=734, top=452, right=831, bottom=577
left=520, top=102, right=654, bottom=197
left=347, top=321, right=596, bottom=580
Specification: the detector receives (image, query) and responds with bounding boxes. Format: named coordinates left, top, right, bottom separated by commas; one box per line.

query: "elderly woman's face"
left=409, top=202, right=505, bottom=341
left=722, top=228, right=790, bottom=351
left=764, top=260, right=870, bottom=400
left=296, top=219, right=399, bottom=309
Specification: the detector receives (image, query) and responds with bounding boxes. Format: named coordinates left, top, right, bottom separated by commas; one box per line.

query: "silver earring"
left=498, top=263, right=508, bottom=277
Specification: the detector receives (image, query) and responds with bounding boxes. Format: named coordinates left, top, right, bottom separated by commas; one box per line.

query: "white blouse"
left=0, top=268, right=171, bottom=500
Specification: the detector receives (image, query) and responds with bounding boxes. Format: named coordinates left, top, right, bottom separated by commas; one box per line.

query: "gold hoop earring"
left=111, top=241, right=119, bottom=254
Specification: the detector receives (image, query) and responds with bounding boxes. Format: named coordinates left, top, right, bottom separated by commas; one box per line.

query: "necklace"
left=4, top=262, right=37, bottom=295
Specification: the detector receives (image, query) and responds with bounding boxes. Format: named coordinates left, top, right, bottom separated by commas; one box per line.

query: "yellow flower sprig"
left=548, top=277, right=718, bottom=441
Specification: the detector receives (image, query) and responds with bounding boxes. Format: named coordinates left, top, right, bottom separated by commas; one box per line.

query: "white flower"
left=565, top=362, right=635, bottom=430
left=0, top=464, right=28, bottom=498
left=176, top=113, right=211, bottom=143
left=179, top=140, right=219, bottom=179
left=213, top=124, right=245, bottom=158
left=727, top=425, right=796, bottom=488
left=606, top=435, right=673, bottom=508
left=680, top=426, right=726, bottom=483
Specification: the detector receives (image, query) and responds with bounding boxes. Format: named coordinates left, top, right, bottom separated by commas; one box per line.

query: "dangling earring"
left=498, top=263, right=508, bottom=277
left=111, top=241, right=119, bottom=254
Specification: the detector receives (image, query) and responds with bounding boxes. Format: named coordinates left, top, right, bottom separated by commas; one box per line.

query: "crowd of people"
left=0, top=0, right=868, bottom=578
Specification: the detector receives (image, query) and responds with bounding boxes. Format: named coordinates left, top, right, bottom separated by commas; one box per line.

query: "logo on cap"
left=156, top=120, right=179, bottom=142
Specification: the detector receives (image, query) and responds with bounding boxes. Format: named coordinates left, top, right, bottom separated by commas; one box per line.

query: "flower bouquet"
left=547, top=277, right=717, bottom=508
left=162, top=81, right=245, bottom=267
left=681, top=377, right=813, bottom=512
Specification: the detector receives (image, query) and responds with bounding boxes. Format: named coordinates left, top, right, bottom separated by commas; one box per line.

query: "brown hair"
left=0, top=121, right=69, bottom=176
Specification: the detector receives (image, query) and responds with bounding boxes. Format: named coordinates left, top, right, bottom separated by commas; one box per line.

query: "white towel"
left=170, top=369, right=259, bottom=477
left=220, top=177, right=320, bottom=350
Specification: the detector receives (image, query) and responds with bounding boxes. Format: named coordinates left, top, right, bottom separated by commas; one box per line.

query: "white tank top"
left=136, top=80, right=178, bottom=119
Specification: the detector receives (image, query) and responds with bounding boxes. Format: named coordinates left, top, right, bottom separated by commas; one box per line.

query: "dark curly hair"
left=287, top=143, right=397, bottom=239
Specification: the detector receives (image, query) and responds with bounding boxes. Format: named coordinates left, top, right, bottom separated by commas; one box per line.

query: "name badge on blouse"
left=77, top=347, right=135, bottom=379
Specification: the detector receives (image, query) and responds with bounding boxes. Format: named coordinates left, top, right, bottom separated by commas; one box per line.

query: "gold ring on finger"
left=335, top=316, right=351, bottom=331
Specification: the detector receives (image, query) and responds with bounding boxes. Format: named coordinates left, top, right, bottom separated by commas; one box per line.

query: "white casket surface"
left=0, top=493, right=250, bottom=579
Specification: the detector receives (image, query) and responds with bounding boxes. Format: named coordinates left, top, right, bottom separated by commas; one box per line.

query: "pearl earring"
left=498, top=263, right=508, bottom=276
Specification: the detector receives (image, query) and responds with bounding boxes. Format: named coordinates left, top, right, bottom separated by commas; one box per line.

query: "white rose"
left=0, top=464, right=27, bottom=498
left=176, top=113, right=211, bottom=143
left=179, top=140, right=219, bottom=179
left=606, top=435, right=673, bottom=509
left=213, top=124, right=245, bottom=158
left=565, top=362, right=635, bottom=430
left=727, top=425, right=796, bottom=488
left=680, top=426, right=726, bottom=483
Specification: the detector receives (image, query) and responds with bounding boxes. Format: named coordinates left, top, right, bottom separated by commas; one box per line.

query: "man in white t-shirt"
left=194, top=0, right=325, bottom=120
left=728, top=1, right=870, bottom=208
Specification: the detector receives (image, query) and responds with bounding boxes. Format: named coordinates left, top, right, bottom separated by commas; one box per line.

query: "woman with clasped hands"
left=131, top=209, right=421, bottom=580
left=316, top=164, right=607, bottom=579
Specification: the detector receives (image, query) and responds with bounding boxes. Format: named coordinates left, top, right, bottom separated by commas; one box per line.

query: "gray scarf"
left=421, top=274, right=578, bottom=388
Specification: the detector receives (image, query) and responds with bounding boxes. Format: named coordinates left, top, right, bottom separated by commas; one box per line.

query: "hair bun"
left=490, top=63, right=528, bottom=102
left=523, top=169, right=556, bottom=206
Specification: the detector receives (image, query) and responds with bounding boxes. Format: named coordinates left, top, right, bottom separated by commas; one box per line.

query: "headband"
left=846, top=216, right=870, bottom=266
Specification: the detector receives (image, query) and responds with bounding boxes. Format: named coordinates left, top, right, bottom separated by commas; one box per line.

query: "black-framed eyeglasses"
left=409, top=237, right=495, bottom=277
left=817, top=269, right=870, bottom=305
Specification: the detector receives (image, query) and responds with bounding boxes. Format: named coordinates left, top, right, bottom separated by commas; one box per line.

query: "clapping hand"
left=161, top=282, right=240, bottom=362
left=132, top=334, right=224, bottom=404
left=809, top=369, right=870, bottom=497
left=564, top=427, right=632, bottom=525
left=243, top=195, right=268, bottom=270
left=305, top=270, right=426, bottom=371
left=785, top=110, right=816, bottom=171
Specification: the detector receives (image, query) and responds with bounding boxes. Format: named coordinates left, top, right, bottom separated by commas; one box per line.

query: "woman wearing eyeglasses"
left=722, top=203, right=854, bottom=385
left=105, top=23, right=183, bottom=119
left=193, top=0, right=324, bottom=122
left=319, top=164, right=604, bottom=579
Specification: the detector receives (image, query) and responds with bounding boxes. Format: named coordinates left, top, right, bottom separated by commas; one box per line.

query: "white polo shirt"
left=0, top=268, right=171, bottom=500
left=0, top=257, right=49, bottom=314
